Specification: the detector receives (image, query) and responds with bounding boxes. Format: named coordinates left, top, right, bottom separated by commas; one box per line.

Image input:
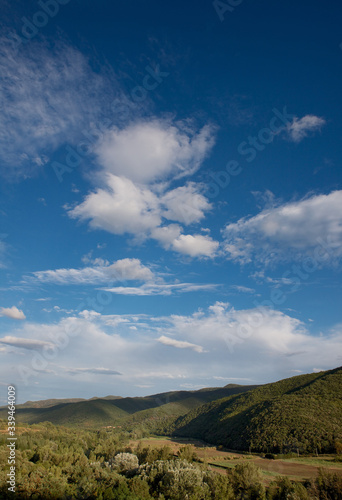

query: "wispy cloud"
left=102, top=282, right=219, bottom=296
left=285, top=115, right=326, bottom=142
left=0, top=39, right=120, bottom=178
left=0, top=336, right=52, bottom=350
left=66, top=367, right=122, bottom=376
left=157, top=335, right=205, bottom=353
left=0, top=234, right=8, bottom=269
left=28, top=258, right=154, bottom=285
left=230, top=285, right=255, bottom=294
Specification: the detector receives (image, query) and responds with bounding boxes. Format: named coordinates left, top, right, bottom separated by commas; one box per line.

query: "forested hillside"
left=165, top=367, right=342, bottom=454
left=0, top=384, right=257, bottom=428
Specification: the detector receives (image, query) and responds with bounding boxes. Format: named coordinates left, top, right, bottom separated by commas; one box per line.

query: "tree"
left=230, top=463, right=266, bottom=499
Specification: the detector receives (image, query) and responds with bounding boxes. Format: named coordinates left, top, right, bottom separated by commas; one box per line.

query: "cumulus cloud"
left=0, top=306, right=26, bottom=320
left=150, top=224, right=182, bottom=247
left=157, top=335, right=205, bottom=353
left=30, top=258, right=154, bottom=285
left=161, top=183, right=212, bottom=225
left=65, top=115, right=218, bottom=258
left=68, top=172, right=219, bottom=257
left=223, top=190, right=342, bottom=264
left=68, top=175, right=161, bottom=237
left=171, top=234, right=219, bottom=257
left=286, top=115, right=326, bottom=142
left=95, top=120, right=215, bottom=183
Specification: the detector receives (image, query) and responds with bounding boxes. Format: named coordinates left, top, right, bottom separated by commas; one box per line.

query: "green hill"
left=0, top=384, right=256, bottom=428
left=17, top=395, right=123, bottom=409
left=166, top=367, right=342, bottom=454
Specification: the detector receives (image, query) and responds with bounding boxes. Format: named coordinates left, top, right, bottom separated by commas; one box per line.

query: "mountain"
left=166, top=367, right=342, bottom=454
left=18, top=395, right=123, bottom=409
left=0, top=384, right=257, bottom=428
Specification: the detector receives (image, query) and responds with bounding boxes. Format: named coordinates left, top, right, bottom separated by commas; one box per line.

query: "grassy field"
left=129, top=436, right=342, bottom=485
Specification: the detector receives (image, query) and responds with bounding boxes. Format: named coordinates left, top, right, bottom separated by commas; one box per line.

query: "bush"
left=230, top=463, right=266, bottom=499
left=267, top=477, right=310, bottom=499
left=177, top=444, right=197, bottom=462
left=112, top=453, right=139, bottom=475
left=313, top=468, right=342, bottom=499
left=139, top=459, right=209, bottom=499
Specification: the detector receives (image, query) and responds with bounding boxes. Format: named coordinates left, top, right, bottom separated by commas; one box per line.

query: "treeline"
left=1, top=421, right=342, bottom=499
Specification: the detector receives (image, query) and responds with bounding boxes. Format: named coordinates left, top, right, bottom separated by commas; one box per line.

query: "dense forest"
left=1, top=421, right=342, bottom=499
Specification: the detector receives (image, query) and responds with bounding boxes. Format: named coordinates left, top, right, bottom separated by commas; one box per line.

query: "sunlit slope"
left=168, top=367, right=342, bottom=453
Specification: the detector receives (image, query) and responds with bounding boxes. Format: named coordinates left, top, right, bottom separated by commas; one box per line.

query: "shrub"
left=230, top=463, right=266, bottom=499
left=139, top=459, right=209, bottom=499
left=112, top=453, right=139, bottom=475
left=267, top=477, right=310, bottom=499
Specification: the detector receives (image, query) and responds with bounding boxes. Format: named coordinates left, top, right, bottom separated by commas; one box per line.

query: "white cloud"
left=68, top=174, right=161, bottom=237
left=1, top=305, right=342, bottom=400
left=161, top=183, right=212, bottom=225
left=223, top=190, right=342, bottom=264
left=150, top=224, right=182, bottom=247
left=30, top=260, right=219, bottom=294
left=65, top=115, right=218, bottom=258
left=0, top=306, right=26, bottom=320
left=30, top=258, right=154, bottom=285
left=0, top=237, right=7, bottom=269
left=68, top=173, right=218, bottom=257
left=171, top=234, right=219, bottom=257
left=157, top=335, right=205, bottom=353
left=66, top=367, right=121, bottom=376
left=0, top=336, right=52, bottom=350
left=95, top=120, right=215, bottom=183
left=230, top=285, right=255, bottom=293
left=102, top=282, right=218, bottom=296
left=0, top=40, right=121, bottom=177
left=286, top=115, right=326, bottom=142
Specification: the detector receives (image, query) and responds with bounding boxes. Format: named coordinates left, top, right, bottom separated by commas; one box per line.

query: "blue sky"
left=0, top=0, right=342, bottom=403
